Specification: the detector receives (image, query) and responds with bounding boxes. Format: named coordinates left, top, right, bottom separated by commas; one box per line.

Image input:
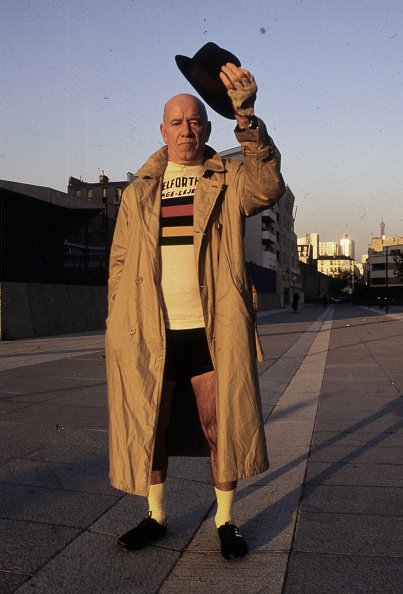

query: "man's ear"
left=160, top=123, right=168, bottom=144
left=205, top=121, right=212, bottom=143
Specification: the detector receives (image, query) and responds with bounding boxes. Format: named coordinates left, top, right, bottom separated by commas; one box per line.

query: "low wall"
left=0, top=282, right=107, bottom=340
left=258, top=291, right=282, bottom=310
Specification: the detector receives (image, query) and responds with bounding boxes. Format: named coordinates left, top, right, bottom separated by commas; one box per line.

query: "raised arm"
left=220, top=63, right=285, bottom=216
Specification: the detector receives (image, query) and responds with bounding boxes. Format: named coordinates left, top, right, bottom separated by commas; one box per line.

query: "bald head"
left=163, top=94, right=208, bottom=124
left=160, top=94, right=211, bottom=164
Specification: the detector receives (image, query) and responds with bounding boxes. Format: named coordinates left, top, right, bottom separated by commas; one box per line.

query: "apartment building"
left=368, top=245, right=403, bottom=288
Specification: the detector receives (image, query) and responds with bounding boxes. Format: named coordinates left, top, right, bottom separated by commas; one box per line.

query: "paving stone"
left=167, top=456, right=213, bottom=484
left=308, top=443, right=403, bottom=465
left=270, top=403, right=317, bottom=422
left=0, top=421, right=108, bottom=452
left=22, top=441, right=109, bottom=466
left=0, top=482, right=119, bottom=527
left=0, top=401, right=34, bottom=415
left=0, top=390, right=50, bottom=404
left=160, top=552, right=288, bottom=594
left=0, top=457, right=115, bottom=495
left=14, top=531, right=179, bottom=594
left=0, top=380, right=104, bottom=407
left=319, top=385, right=398, bottom=399
left=0, top=570, right=28, bottom=593
left=305, top=461, right=403, bottom=487
left=242, top=448, right=309, bottom=487
left=321, top=376, right=389, bottom=388
left=293, top=512, right=403, bottom=556
left=0, top=518, right=79, bottom=573
left=265, top=420, right=315, bottom=445
left=317, top=400, right=403, bottom=419
left=1, top=402, right=108, bottom=430
left=43, top=385, right=108, bottom=408
left=300, top=485, right=403, bottom=515
left=0, top=367, right=102, bottom=392
left=312, top=429, right=403, bottom=448
left=314, top=415, right=403, bottom=433
left=283, top=552, right=403, bottom=594
left=0, top=436, right=45, bottom=467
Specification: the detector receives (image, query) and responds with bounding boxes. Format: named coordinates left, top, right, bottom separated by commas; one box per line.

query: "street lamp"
left=385, top=246, right=389, bottom=314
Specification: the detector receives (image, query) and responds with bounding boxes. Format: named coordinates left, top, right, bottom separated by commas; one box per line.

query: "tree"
left=329, top=269, right=353, bottom=295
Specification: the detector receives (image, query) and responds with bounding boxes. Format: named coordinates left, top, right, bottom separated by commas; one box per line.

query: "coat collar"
left=135, top=145, right=226, bottom=179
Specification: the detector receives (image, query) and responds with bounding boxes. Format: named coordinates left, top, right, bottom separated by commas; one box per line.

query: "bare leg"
left=151, top=379, right=175, bottom=485
left=191, top=371, right=237, bottom=491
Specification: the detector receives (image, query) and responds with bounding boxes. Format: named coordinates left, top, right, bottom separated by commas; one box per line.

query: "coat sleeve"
left=234, top=117, right=286, bottom=217
left=107, top=185, right=131, bottom=315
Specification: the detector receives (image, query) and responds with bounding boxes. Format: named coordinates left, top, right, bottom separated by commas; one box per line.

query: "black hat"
left=175, top=42, right=241, bottom=120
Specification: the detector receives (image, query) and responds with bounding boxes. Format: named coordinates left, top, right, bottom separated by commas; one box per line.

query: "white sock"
left=214, top=487, right=236, bottom=528
left=148, top=482, right=167, bottom=525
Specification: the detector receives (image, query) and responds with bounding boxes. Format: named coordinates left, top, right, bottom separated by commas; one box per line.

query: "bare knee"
left=202, top=418, right=218, bottom=453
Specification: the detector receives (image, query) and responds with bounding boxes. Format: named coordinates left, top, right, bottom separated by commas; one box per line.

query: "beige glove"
left=228, top=76, right=258, bottom=117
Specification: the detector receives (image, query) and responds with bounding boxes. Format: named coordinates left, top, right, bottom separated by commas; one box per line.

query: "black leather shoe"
left=118, top=512, right=167, bottom=550
left=217, top=522, right=248, bottom=560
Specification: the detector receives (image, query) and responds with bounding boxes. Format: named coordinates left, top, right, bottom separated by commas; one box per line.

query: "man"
left=106, top=53, right=285, bottom=560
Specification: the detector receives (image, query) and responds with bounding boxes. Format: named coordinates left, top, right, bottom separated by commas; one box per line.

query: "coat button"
left=215, top=222, right=222, bottom=230
left=129, top=327, right=136, bottom=335
left=136, top=276, right=143, bottom=284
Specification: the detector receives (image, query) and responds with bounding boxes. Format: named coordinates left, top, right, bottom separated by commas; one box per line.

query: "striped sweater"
left=160, top=162, right=204, bottom=329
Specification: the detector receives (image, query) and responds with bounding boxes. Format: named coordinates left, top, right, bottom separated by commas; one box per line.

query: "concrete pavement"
left=0, top=304, right=402, bottom=593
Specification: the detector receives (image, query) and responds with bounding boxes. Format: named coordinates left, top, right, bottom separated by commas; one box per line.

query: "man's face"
left=160, top=94, right=211, bottom=164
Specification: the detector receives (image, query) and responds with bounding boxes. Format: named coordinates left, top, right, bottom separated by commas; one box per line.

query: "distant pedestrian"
left=292, top=292, right=300, bottom=313
left=321, top=294, right=328, bottom=308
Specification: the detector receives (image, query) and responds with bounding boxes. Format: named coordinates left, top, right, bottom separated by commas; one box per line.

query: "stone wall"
left=0, top=282, right=107, bottom=340
left=299, top=262, right=330, bottom=303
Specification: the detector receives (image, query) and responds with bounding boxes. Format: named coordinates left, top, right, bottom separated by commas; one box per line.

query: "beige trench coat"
left=106, top=118, right=285, bottom=496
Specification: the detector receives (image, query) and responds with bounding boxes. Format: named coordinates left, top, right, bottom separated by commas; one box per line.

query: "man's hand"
left=220, top=63, right=257, bottom=128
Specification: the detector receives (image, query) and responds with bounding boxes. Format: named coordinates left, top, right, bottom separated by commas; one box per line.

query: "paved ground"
left=0, top=304, right=402, bottom=593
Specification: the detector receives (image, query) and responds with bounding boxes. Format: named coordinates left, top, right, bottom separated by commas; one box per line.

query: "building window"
left=114, top=187, right=122, bottom=204
left=87, top=188, right=93, bottom=200
left=75, top=189, right=81, bottom=198
left=102, top=187, right=107, bottom=203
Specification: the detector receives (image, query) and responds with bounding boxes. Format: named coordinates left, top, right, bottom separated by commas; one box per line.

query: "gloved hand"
left=228, top=75, right=257, bottom=117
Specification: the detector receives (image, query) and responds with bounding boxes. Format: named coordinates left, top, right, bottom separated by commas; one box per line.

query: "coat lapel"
left=137, top=178, right=162, bottom=281
left=193, top=155, right=226, bottom=264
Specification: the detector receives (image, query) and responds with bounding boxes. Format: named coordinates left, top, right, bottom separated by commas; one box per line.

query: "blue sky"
left=1, top=0, right=402, bottom=259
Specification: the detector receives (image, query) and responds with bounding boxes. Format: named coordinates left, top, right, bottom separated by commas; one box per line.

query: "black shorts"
left=164, top=328, right=214, bottom=382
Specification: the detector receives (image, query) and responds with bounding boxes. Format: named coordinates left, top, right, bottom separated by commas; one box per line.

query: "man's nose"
left=181, top=121, right=193, bottom=136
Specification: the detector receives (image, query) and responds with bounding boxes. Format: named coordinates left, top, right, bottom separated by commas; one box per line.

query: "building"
left=318, top=234, right=355, bottom=259
left=67, top=172, right=136, bottom=266
left=67, top=171, right=134, bottom=206
left=319, top=241, right=338, bottom=257
left=220, top=146, right=302, bottom=308
left=0, top=179, right=105, bottom=285
left=297, top=242, right=313, bottom=265
left=339, top=233, right=355, bottom=259
left=0, top=179, right=107, bottom=339
left=368, top=245, right=403, bottom=289
left=297, top=233, right=319, bottom=263
left=317, top=255, right=355, bottom=291
left=368, top=234, right=403, bottom=256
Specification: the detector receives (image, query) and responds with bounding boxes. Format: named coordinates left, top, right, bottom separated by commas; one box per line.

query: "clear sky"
left=1, top=0, right=402, bottom=259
